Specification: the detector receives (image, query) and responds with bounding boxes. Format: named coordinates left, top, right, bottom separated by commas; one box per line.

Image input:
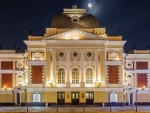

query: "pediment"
left=43, top=29, right=108, bottom=40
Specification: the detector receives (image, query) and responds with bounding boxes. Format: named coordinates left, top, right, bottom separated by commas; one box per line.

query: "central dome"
left=51, top=5, right=99, bottom=29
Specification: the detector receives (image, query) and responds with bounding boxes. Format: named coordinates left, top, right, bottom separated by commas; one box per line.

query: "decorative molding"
left=105, top=61, right=123, bottom=65
left=43, top=40, right=107, bottom=44
left=28, top=48, right=46, bottom=50
left=0, top=54, right=23, bottom=58
left=28, top=61, right=46, bottom=66
left=43, top=29, right=108, bottom=40
left=24, top=40, right=46, bottom=45
left=105, top=41, right=126, bottom=45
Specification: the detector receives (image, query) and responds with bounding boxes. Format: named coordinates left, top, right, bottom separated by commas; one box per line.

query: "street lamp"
left=97, top=80, right=103, bottom=87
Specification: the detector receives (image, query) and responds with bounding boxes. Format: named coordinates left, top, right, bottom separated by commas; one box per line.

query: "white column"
left=95, top=49, right=98, bottom=81
left=100, top=49, right=105, bottom=85
left=52, top=49, right=56, bottom=81
left=80, top=49, right=85, bottom=87
left=66, top=49, right=70, bottom=84
left=134, top=61, right=136, bottom=69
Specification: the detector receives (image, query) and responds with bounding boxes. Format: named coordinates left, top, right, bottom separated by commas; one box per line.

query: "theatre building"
left=0, top=5, right=149, bottom=106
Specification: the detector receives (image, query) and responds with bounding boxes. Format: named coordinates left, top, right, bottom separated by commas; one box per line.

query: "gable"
left=43, top=29, right=108, bottom=40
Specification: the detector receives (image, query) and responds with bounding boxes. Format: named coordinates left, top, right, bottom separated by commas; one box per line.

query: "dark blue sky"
left=0, top=0, right=150, bottom=52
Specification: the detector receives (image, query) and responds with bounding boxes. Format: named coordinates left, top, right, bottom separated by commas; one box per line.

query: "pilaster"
left=100, top=49, right=105, bottom=86
left=80, top=49, right=85, bottom=87
left=28, top=65, right=32, bottom=84
left=52, top=49, right=56, bottom=82
left=95, top=49, right=98, bottom=81
left=134, top=61, right=136, bottom=69
left=148, top=73, right=150, bottom=87
left=66, top=49, right=70, bottom=87
left=13, top=73, right=15, bottom=87
left=45, top=49, right=51, bottom=87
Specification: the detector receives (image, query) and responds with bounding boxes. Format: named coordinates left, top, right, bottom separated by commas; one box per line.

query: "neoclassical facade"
left=0, top=5, right=149, bottom=106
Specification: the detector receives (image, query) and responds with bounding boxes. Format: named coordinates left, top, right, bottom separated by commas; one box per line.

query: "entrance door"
left=17, top=93, right=20, bottom=105
left=72, top=92, right=79, bottom=105
left=86, top=92, right=94, bottom=105
left=130, top=93, right=133, bottom=105
left=57, top=92, right=65, bottom=105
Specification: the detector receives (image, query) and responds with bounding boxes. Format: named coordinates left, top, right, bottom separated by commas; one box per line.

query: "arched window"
left=86, top=68, right=93, bottom=83
left=72, top=68, right=79, bottom=83
left=58, top=68, right=65, bottom=83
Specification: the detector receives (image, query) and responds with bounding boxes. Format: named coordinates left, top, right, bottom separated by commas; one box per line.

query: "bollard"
left=56, top=103, right=58, bottom=112
left=83, top=103, right=85, bottom=112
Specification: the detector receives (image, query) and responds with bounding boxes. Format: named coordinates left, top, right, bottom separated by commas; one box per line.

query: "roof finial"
left=118, top=30, right=121, bottom=35
left=72, top=5, right=77, bottom=9
left=29, top=29, right=32, bottom=35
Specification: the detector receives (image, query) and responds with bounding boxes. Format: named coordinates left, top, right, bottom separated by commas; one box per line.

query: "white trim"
left=28, top=48, right=46, bottom=50
left=56, top=65, right=66, bottom=70
left=43, top=29, right=108, bottom=40
left=0, top=70, right=14, bottom=73
left=105, top=61, right=123, bottom=65
left=70, top=65, right=80, bottom=70
left=44, top=40, right=107, bottom=44
left=28, top=61, right=46, bottom=66
left=24, top=40, right=46, bottom=46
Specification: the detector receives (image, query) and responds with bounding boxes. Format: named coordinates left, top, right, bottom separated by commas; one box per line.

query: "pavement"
left=0, top=105, right=150, bottom=112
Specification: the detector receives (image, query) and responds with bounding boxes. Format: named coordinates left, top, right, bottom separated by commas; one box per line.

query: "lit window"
left=86, top=68, right=93, bottom=83
left=72, top=68, right=79, bottom=83
left=58, top=68, right=65, bottom=83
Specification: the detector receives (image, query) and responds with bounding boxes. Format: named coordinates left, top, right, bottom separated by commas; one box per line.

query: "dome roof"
left=51, top=5, right=99, bottom=29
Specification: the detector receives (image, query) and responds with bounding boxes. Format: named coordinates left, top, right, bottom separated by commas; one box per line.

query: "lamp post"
left=24, top=89, right=28, bottom=112
left=12, top=91, right=14, bottom=105
left=135, top=89, right=138, bottom=112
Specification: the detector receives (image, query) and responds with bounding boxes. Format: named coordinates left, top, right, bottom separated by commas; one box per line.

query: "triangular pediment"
left=43, top=29, right=108, bottom=40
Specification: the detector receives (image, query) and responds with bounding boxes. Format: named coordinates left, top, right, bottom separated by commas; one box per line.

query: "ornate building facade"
left=0, top=5, right=149, bottom=106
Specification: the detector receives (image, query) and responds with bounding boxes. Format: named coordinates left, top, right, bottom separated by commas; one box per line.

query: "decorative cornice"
left=24, top=40, right=46, bottom=45
left=43, top=40, right=107, bottom=44
left=105, top=41, right=126, bottom=45
left=43, top=29, right=108, bottom=40
left=0, top=54, right=23, bottom=58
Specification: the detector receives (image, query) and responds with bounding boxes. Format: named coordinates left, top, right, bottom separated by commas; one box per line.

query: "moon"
left=88, top=3, right=92, bottom=8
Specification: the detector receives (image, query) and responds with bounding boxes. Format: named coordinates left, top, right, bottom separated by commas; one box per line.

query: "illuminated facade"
left=0, top=5, right=149, bottom=105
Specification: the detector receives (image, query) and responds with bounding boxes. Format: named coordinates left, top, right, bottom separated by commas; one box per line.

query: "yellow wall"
left=0, top=94, right=13, bottom=102
left=27, top=92, right=32, bottom=102
left=65, top=91, right=71, bottom=103
left=80, top=91, right=86, bottom=103
left=94, top=91, right=109, bottom=103
left=42, top=91, right=57, bottom=103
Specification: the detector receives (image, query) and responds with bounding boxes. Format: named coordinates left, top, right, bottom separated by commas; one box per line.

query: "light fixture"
left=4, top=86, right=7, bottom=90
left=97, top=80, right=103, bottom=87
left=142, top=86, right=145, bottom=90
left=48, top=80, right=54, bottom=87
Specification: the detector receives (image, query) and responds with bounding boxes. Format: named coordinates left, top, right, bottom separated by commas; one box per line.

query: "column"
left=52, top=49, right=56, bottom=82
left=100, top=49, right=105, bottom=86
left=80, top=49, right=85, bottom=87
left=45, top=49, right=51, bottom=87
left=95, top=49, right=98, bottom=81
left=66, top=49, right=70, bottom=87
left=148, top=73, right=150, bottom=87
left=134, top=61, right=136, bottom=69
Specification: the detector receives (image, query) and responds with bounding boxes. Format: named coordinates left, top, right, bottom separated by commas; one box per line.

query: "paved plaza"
left=0, top=105, right=150, bottom=112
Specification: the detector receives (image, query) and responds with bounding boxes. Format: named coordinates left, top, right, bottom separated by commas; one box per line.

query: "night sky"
left=0, top=0, right=150, bottom=52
